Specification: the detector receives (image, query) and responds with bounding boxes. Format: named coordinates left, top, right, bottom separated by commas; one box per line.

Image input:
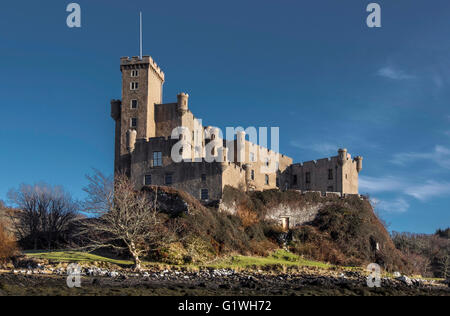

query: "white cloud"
left=371, top=197, right=410, bottom=213
left=360, top=175, right=450, bottom=202
left=391, top=145, right=450, bottom=170
left=377, top=66, right=415, bottom=80
left=406, top=181, right=450, bottom=201
left=359, top=176, right=404, bottom=193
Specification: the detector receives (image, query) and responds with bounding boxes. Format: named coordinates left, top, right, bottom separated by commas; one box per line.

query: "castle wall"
left=342, top=157, right=359, bottom=194
left=286, top=151, right=360, bottom=194
left=130, top=138, right=224, bottom=201
left=289, top=157, right=341, bottom=193
left=155, top=103, right=180, bottom=137
left=221, top=162, right=247, bottom=191
left=231, top=139, right=293, bottom=191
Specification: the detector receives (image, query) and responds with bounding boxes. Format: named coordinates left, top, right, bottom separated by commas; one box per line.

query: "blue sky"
left=0, top=0, right=449, bottom=233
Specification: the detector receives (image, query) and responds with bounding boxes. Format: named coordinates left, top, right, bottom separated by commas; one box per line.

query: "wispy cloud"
left=377, top=66, right=415, bottom=80
left=407, top=181, right=450, bottom=201
left=360, top=175, right=450, bottom=202
left=371, top=197, right=410, bottom=213
left=391, top=145, right=450, bottom=169
left=359, top=176, right=404, bottom=193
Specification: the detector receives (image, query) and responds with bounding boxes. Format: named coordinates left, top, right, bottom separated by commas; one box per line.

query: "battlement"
left=295, top=156, right=337, bottom=168
left=293, top=190, right=366, bottom=200
left=120, top=55, right=165, bottom=82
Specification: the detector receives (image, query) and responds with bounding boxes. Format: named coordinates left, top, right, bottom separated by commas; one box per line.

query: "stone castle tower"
left=111, top=56, right=165, bottom=175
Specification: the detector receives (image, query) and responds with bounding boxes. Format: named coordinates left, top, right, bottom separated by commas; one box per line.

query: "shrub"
left=0, top=222, right=17, bottom=263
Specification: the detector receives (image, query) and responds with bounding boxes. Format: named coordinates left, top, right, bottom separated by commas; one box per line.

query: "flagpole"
left=139, top=12, right=143, bottom=59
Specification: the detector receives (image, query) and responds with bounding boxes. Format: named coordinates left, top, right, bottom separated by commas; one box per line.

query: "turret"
left=355, top=156, right=363, bottom=173
left=177, top=92, right=189, bottom=112
left=237, top=131, right=246, bottom=164
left=126, top=129, right=137, bottom=153
left=243, top=163, right=253, bottom=182
left=338, top=148, right=348, bottom=166
left=110, top=100, right=121, bottom=121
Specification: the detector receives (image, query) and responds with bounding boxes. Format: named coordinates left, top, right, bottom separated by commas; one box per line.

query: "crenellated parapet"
left=120, top=56, right=165, bottom=82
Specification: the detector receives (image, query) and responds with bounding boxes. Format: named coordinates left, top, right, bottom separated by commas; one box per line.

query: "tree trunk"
left=129, top=242, right=141, bottom=271
left=133, top=255, right=142, bottom=272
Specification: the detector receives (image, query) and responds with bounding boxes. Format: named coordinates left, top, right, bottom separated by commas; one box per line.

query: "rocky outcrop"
left=219, top=187, right=341, bottom=227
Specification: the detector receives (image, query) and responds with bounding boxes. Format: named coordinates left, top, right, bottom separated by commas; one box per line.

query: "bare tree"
left=7, top=183, right=78, bottom=250
left=82, top=171, right=177, bottom=271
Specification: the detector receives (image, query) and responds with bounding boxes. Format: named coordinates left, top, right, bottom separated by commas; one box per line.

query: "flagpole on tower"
left=139, top=11, right=143, bottom=59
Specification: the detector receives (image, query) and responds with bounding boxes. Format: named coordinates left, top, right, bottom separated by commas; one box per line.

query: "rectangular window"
left=130, top=82, right=139, bottom=90
left=328, top=169, right=333, bottom=180
left=130, top=118, right=137, bottom=128
left=201, top=189, right=209, bottom=201
left=165, top=174, right=173, bottom=185
left=153, top=151, right=162, bottom=167
left=131, top=99, right=138, bottom=109
left=131, top=70, right=139, bottom=77
left=305, top=172, right=311, bottom=184
left=251, top=170, right=255, bottom=181
left=144, top=175, right=152, bottom=186
left=293, top=174, right=297, bottom=185
left=327, top=186, right=334, bottom=192
left=265, top=174, right=269, bottom=185
left=201, top=174, right=206, bottom=182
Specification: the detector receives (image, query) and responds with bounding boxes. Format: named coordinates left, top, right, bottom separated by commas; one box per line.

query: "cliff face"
left=220, top=186, right=351, bottom=226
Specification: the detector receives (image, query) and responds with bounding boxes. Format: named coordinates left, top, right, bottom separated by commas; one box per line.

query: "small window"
left=144, top=175, right=152, bottom=186
left=165, top=174, right=173, bottom=185
left=153, top=151, right=162, bottom=167
left=293, top=175, right=297, bottom=185
left=131, top=99, right=138, bottom=109
left=305, top=172, right=311, bottom=184
left=130, top=82, right=139, bottom=90
left=328, top=169, right=333, bottom=180
left=201, top=189, right=209, bottom=201
left=131, top=70, right=139, bottom=77
left=327, top=186, right=333, bottom=192
left=265, top=174, right=269, bottom=185
left=345, top=174, right=348, bottom=180
left=130, top=118, right=137, bottom=128
left=251, top=170, right=255, bottom=181
left=201, top=174, right=206, bottom=182
left=265, top=158, right=270, bottom=167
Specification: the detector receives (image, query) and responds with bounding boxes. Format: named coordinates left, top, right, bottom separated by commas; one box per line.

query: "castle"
left=110, top=55, right=363, bottom=201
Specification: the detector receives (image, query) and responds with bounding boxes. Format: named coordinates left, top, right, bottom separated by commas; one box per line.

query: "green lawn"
left=24, top=250, right=134, bottom=266
left=24, top=249, right=332, bottom=270
left=206, top=250, right=332, bottom=269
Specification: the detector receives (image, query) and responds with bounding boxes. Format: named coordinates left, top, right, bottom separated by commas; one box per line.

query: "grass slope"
left=24, top=249, right=332, bottom=270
